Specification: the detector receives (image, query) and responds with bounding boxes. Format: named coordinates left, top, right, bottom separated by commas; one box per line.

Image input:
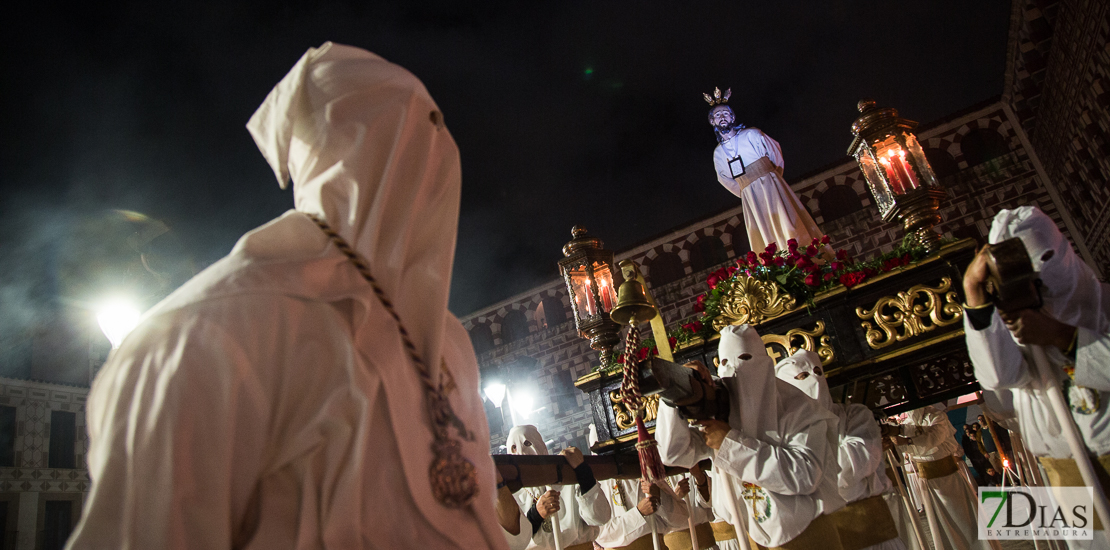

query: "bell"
left=610, top=278, right=658, bottom=326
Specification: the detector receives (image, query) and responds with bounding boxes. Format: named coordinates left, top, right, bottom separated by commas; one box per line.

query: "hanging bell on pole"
left=610, top=278, right=658, bottom=326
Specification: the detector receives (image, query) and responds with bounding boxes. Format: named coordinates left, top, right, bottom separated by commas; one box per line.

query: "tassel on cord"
left=620, top=324, right=666, bottom=483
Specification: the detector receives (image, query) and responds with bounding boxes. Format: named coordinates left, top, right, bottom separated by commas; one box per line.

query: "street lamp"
left=849, top=99, right=946, bottom=252
left=483, top=383, right=507, bottom=408
left=96, top=297, right=141, bottom=349
left=558, top=226, right=620, bottom=368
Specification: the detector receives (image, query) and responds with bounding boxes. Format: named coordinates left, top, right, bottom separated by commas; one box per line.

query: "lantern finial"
left=857, top=99, right=876, bottom=113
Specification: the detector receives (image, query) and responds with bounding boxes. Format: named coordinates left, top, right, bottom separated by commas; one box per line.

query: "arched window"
left=924, top=148, right=959, bottom=180
left=541, top=296, right=567, bottom=327
left=501, top=309, right=530, bottom=344
left=961, top=129, right=1009, bottom=166
left=817, top=185, right=863, bottom=223
left=731, top=224, right=751, bottom=257
left=647, top=252, right=684, bottom=286
left=689, top=237, right=729, bottom=272
left=469, top=325, right=494, bottom=355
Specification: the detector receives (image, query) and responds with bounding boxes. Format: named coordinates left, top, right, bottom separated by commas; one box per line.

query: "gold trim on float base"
left=822, top=328, right=966, bottom=379
left=712, top=277, right=797, bottom=330
left=609, top=393, right=660, bottom=431
left=855, top=277, right=963, bottom=349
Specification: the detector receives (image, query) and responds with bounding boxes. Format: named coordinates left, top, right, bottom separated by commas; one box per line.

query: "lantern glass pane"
left=856, top=146, right=895, bottom=217
left=592, top=262, right=617, bottom=313
left=903, top=133, right=939, bottom=188
left=568, top=265, right=598, bottom=319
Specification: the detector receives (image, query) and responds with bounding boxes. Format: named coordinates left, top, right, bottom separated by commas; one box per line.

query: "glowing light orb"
left=96, top=299, right=142, bottom=349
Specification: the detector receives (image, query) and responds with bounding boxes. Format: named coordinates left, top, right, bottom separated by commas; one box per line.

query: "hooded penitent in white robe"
left=964, top=205, right=1110, bottom=549
left=656, top=324, right=845, bottom=549
left=712, top=128, right=823, bottom=253
left=66, top=42, right=506, bottom=550
left=502, top=426, right=611, bottom=550
left=595, top=477, right=690, bottom=549
left=776, top=350, right=904, bottom=550
left=895, top=407, right=995, bottom=550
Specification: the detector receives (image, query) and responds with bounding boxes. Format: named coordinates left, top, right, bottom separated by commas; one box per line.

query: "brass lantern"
left=849, top=99, right=946, bottom=252
left=558, top=226, right=620, bottom=367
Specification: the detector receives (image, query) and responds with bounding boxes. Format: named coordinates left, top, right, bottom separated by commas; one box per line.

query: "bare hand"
left=537, top=490, right=560, bottom=519
left=690, top=463, right=708, bottom=485
left=637, top=495, right=659, bottom=516
left=561, top=446, right=584, bottom=469
left=963, top=245, right=993, bottom=307
left=891, top=435, right=912, bottom=446
left=675, top=478, right=691, bottom=499
left=694, top=419, right=730, bottom=450
left=999, top=309, right=1077, bottom=350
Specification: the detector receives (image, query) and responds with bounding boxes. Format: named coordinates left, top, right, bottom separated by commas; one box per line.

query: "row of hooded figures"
left=496, top=206, right=1110, bottom=550
left=58, top=44, right=1108, bottom=550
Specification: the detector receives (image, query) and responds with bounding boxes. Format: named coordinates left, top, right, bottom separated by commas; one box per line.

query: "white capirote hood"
left=775, top=349, right=832, bottom=411
left=506, top=425, right=549, bottom=456
left=989, top=206, right=1108, bottom=334
left=718, top=324, right=779, bottom=436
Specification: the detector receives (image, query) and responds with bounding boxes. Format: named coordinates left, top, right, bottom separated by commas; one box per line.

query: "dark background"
left=0, top=1, right=1009, bottom=323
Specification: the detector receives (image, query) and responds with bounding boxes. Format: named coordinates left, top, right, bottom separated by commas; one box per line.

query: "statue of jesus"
left=705, top=88, right=824, bottom=253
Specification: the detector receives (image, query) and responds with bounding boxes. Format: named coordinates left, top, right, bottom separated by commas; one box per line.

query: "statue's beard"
left=714, top=123, right=740, bottom=143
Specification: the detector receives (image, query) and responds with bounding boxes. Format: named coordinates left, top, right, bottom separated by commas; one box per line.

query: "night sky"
left=0, top=2, right=1010, bottom=327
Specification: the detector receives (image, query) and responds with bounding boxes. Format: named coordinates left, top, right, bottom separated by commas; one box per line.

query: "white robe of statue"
left=67, top=42, right=507, bottom=550
left=712, top=128, right=824, bottom=253
left=965, top=206, right=1110, bottom=549
left=895, top=407, right=998, bottom=550
left=656, top=325, right=845, bottom=548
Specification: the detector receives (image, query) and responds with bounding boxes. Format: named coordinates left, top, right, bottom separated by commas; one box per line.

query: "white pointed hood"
left=774, top=349, right=832, bottom=411
left=718, top=324, right=779, bottom=436
left=506, top=425, right=548, bottom=456
left=989, top=206, right=1109, bottom=334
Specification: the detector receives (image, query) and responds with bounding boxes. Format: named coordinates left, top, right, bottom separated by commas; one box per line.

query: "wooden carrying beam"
left=494, top=454, right=711, bottom=492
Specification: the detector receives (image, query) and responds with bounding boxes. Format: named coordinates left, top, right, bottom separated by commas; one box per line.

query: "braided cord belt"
left=307, top=214, right=478, bottom=508
left=619, top=323, right=643, bottom=411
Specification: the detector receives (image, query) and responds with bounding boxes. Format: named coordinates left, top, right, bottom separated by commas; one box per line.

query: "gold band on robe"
left=1038, top=455, right=1110, bottom=530
left=663, top=522, right=715, bottom=550
left=711, top=521, right=737, bottom=541
left=604, top=533, right=663, bottom=550
left=566, top=543, right=595, bottom=550
left=915, top=455, right=958, bottom=480
left=828, top=495, right=900, bottom=550
left=748, top=512, right=843, bottom=550
left=731, top=156, right=781, bottom=194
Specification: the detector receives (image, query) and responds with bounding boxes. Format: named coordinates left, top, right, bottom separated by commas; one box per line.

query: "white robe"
left=595, top=478, right=690, bottom=548
left=504, top=484, right=611, bottom=550
left=896, top=408, right=994, bottom=550
left=67, top=42, right=506, bottom=550
left=656, top=325, right=844, bottom=548
left=712, top=128, right=823, bottom=253
left=964, top=206, right=1110, bottom=549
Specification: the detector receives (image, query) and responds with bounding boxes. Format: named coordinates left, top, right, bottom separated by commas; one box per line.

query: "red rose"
left=795, top=257, right=811, bottom=270
left=824, top=272, right=835, bottom=282
left=727, top=265, right=738, bottom=277
left=836, top=249, right=849, bottom=261
left=707, top=274, right=720, bottom=290
left=668, top=336, right=678, bottom=348
left=902, top=253, right=912, bottom=265
left=694, top=294, right=706, bottom=312
left=773, top=257, right=787, bottom=267
left=691, top=320, right=703, bottom=332
left=805, top=245, right=818, bottom=257
left=765, top=242, right=778, bottom=255
left=759, top=252, right=773, bottom=266
left=617, top=354, right=626, bottom=364
left=736, top=257, right=748, bottom=268
left=831, top=261, right=843, bottom=272
left=810, top=237, right=820, bottom=247
left=787, top=238, right=799, bottom=251
left=821, top=235, right=831, bottom=245
left=804, top=273, right=820, bottom=286
left=651, top=347, right=660, bottom=356
left=746, top=251, right=758, bottom=265
left=637, top=347, right=650, bottom=361
left=839, top=271, right=867, bottom=288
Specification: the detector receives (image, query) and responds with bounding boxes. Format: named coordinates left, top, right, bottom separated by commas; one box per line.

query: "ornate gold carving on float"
left=610, top=392, right=660, bottom=431
left=855, top=277, right=963, bottom=349
left=760, top=321, right=835, bottom=365
left=712, top=276, right=797, bottom=331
